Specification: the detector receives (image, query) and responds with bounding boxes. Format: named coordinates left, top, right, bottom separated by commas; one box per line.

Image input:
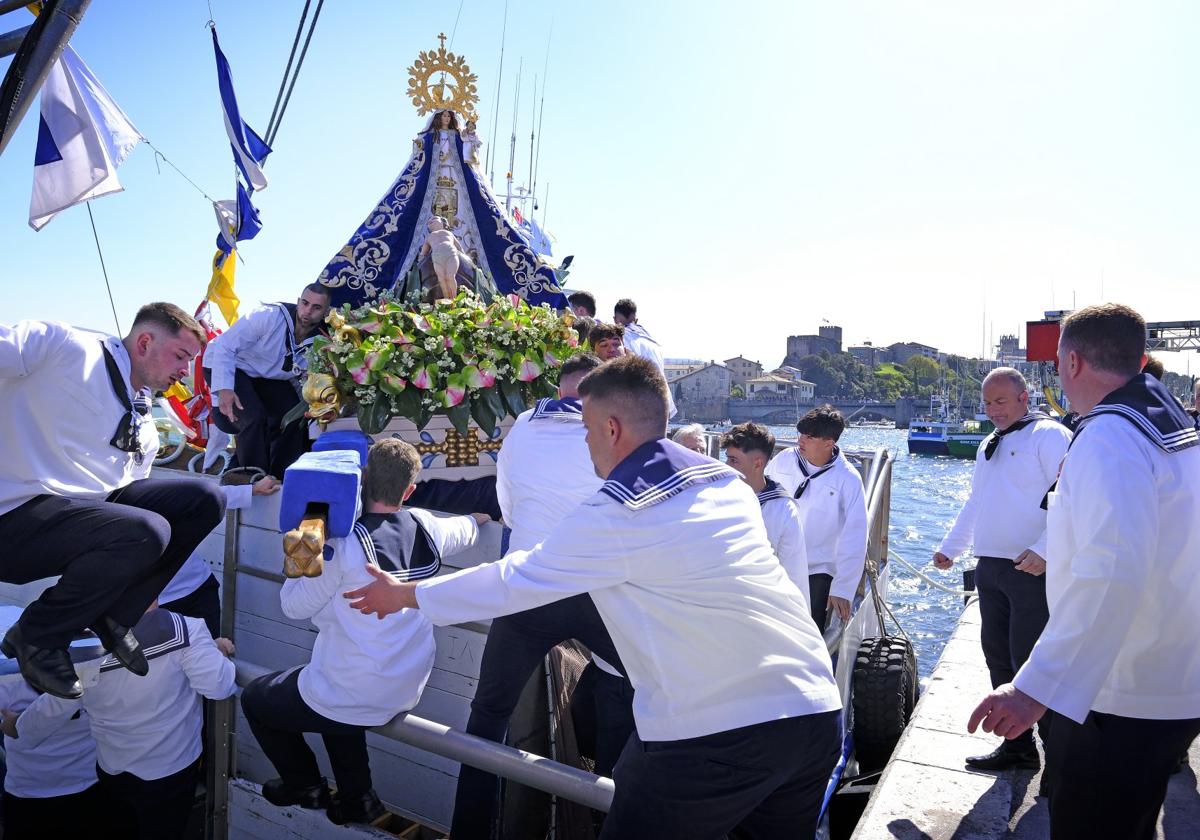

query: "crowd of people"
left=0, top=297, right=1196, bottom=839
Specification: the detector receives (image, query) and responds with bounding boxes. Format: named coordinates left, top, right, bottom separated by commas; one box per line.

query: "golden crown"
left=406, top=33, right=479, bottom=123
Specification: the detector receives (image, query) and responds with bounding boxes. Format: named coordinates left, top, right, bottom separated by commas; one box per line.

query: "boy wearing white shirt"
left=721, top=422, right=810, bottom=598
left=241, top=439, right=483, bottom=827
left=7, top=607, right=236, bottom=840
left=765, top=406, right=868, bottom=630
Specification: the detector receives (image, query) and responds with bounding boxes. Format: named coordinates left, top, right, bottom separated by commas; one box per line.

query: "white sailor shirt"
left=416, top=439, right=841, bottom=742
left=283, top=508, right=478, bottom=726
left=621, top=323, right=676, bottom=418
left=765, top=447, right=868, bottom=602
left=1013, top=414, right=1200, bottom=723
left=159, top=483, right=253, bottom=606
left=204, top=302, right=319, bottom=393
left=938, top=417, right=1070, bottom=561
left=0, top=321, right=156, bottom=516
left=16, top=611, right=235, bottom=780
left=756, top=480, right=810, bottom=600
left=0, top=680, right=96, bottom=798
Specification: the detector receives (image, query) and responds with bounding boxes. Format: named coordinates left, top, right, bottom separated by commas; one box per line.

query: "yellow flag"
left=207, top=249, right=239, bottom=326
left=164, top=382, right=191, bottom=400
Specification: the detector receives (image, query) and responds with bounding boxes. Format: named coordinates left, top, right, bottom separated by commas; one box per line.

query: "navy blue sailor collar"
left=100, top=609, right=189, bottom=673
left=600, top=438, right=736, bottom=511
left=529, top=396, right=583, bottom=422
left=1076, top=373, right=1199, bottom=454
left=756, top=477, right=790, bottom=506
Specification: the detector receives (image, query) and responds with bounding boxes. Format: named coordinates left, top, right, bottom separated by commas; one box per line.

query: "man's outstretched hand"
left=968, top=683, right=1047, bottom=740
left=344, top=566, right=419, bottom=618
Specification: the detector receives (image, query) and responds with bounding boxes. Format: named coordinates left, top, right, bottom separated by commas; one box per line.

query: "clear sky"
left=2, top=1, right=1197, bottom=375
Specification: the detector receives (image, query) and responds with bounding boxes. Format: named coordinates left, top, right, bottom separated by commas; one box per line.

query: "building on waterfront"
left=723, top=356, right=764, bottom=388
left=664, top=360, right=707, bottom=382
left=887, top=341, right=938, bottom=365
left=671, top=362, right=732, bottom=421
left=785, top=325, right=843, bottom=361
left=849, top=342, right=891, bottom=366
left=746, top=373, right=815, bottom=402
left=996, top=334, right=1026, bottom=364
left=772, top=365, right=808, bottom=382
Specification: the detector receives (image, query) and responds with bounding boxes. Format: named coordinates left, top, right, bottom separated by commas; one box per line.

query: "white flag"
left=29, top=47, right=141, bottom=231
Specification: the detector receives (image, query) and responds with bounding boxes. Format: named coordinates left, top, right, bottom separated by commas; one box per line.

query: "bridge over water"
left=726, top=398, right=915, bottom=428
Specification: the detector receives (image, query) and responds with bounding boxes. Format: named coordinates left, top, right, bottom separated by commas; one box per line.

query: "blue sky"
left=2, top=1, right=1197, bottom=375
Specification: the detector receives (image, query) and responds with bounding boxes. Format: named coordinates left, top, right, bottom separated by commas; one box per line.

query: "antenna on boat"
left=531, top=20, right=553, bottom=211
left=506, top=58, right=523, bottom=213
left=487, top=0, right=509, bottom=188
left=527, top=74, right=536, bottom=214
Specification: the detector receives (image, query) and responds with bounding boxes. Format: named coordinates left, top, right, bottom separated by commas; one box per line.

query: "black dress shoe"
left=93, top=617, right=148, bottom=677
left=326, top=788, right=386, bottom=826
left=965, top=743, right=1040, bottom=771
left=0, top=625, right=83, bottom=700
left=261, top=778, right=332, bottom=809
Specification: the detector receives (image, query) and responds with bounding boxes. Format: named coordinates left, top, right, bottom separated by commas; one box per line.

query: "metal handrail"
left=233, top=660, right=616, bottom=813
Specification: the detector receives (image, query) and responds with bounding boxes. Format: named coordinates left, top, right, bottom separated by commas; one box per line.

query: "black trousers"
left=451, top=594, right=630, bottom=840
left=161, top=573, right=221, bottom=639
left=0, top=478, right=225, bottom=648
left=809, top=572, right=833, bottom=631
left=241, top=666, right=373, bottom=800
left=95, top=758, right=200, bottom=840
left=2, top=784, right=104, bottom=840
left=1043, top=710, right=1200, bottom=840
left=602, top=710, right=841, bottom=840
left=976, top=556, right=1050, bottom=750
left=206, top=368, right=307, bottom=477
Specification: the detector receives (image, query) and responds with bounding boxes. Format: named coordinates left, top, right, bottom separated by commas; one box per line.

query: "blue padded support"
left=313, top=429, right=372, bottom=467
left=280, top=450, right=362, bottom=537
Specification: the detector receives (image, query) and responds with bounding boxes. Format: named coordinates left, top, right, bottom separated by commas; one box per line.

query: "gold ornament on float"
left=406, top=32, right=479, bottom=123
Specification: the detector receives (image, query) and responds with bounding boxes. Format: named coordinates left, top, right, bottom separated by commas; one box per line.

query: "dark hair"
left=567, top=291, right=597, bottom=317
left=560, top=352, right=603, bottom=380
left=577, top=355, right=668, bottom=437
left=613, top=298, right=637, bottom=320
left=303, top=282, right=333, bottom=301
left=1142, top=355, right=1165, bottom=380
left=588, top=322, right=625, bottom=347
left=363, top=439, right=421, bottom=505
left=131, top=302, right=206, bottom=346
left=1060, top=303, right=1145, bottom=377
left=797, top=404, right=845, bottom=441
left=721, top=422, right=775, bottom=460
left=572, top=315, right=595, bottom=347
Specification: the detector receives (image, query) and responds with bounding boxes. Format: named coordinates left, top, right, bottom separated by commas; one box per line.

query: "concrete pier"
left=852, top=598, right=1200, bottom=839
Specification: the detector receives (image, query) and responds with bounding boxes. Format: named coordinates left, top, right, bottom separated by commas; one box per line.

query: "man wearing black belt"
left=0, top=304, right=226, bottom=699
left=934, top=368, right=1071, bottom=771
left=204, top=283, right=331, bottom=476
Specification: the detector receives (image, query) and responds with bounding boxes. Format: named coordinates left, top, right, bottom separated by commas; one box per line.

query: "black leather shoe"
left=261, top=778, right=331, bottom=809
left=93, top=617, right=148, bottom=677
left=0, top=625, right=83, bottom=700
left=965, top=743, right=1040, bottom=771
left=326, top=789, right=386, bottom=826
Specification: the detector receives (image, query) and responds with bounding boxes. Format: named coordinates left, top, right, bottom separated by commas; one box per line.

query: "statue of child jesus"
left=419, top=216, right=465, bottom=301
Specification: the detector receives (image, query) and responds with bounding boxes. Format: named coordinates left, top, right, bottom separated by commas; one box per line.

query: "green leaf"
left=358, top=398, right=392, bottom=435
left=279, top=400, right=308, bottom=431
left=500, top=379, right=527, bottom=417
left=447, top=402, right=472, bottom=437
left=470, top=393, right=497, bottom=437
left=415, top=402, right=434, bottom=430
left=391, top=387, right=421, bottom=421
left=483, top=386, right=507, bottom=421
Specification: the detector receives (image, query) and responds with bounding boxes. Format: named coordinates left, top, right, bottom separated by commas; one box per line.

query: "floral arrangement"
left=304, top=290, right=579, bottom=435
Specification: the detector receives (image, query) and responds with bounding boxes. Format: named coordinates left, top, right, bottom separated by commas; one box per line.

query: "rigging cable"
left=264, top=0, right=311, bottom=143
left=487, top=0, right=508, bottom=187
left=265, top=0, right=325, bottom=148
left=85, top=202, right=122, bottom=335
left=531, top=20, right=552, bottom=210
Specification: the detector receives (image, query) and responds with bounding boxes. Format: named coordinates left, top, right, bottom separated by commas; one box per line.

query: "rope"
left=265, top=0, right=311, bottom=143
left=86, top=202, right=122, bottom=335
left=888, top=549, right=971, bottom=596
left=447, top=0, right=465, bottom=51
left=265, top=0, right=325, bottom=148
left=144, top=139, right=220, bottom=205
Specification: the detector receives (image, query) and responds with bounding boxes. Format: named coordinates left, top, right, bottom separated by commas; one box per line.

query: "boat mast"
left=486, top=0, right=508, bottom=189
left=505, top=58, right=522, bottom=213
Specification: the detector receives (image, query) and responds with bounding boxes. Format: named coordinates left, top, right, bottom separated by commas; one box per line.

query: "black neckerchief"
left=983, top=412, right=1050, bottom=460
left=793, top=446, right=839, bottom=500
left=277, top=303, right=329, bottom=377
left=101, top=343, right=151, bottom=463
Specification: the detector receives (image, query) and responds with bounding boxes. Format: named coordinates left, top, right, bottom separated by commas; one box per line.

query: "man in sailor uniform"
left=346, top=356, right=842, bottom=840
left=721, top=422, right=810, bottom=597
left=0, top=304, right=226, bottom=699
left=969, top=304, right=1200, bottom=840
left=241, top=439, right=483, bottom=827
left=613, top=298, right=676, bottom=418
left=933, top=367, right=1071, bottom=772
left=450, top=352, right=634, bottom=840
left=765, top=405, right=868, bottom=630
left=204, top=282, right=331, bottom=476
left=8, top=606, right=236, bottom=839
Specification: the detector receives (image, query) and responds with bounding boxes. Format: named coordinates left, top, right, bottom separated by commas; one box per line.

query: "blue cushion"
left=280, top=450, right=361, bottom=537
left=312, top=429, right=372, bottom=466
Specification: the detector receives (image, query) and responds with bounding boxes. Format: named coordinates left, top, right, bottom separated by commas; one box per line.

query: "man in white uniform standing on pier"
left=346, top=356, right=842, bottom=839
left=969, top=304, right=1200, bottom=840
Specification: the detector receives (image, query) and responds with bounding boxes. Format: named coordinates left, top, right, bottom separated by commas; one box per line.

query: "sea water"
left=766, top=425, right=975, bottom=679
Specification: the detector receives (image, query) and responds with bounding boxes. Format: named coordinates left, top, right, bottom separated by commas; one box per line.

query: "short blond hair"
left=363, top=439, right=421, bottom=505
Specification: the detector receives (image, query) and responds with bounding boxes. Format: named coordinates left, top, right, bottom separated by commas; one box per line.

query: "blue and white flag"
left=214, top=180, right=263, bottom=254
left=29, top=47, right=141, bottom=231
left=524, top=215, right=554, bottom=257
left=212, top=28, right=271, bottom=191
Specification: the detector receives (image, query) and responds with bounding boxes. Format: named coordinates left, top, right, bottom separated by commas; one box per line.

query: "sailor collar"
left=756, top=477, right=790, bottom=506
left=529, top=396, right=583, bottom=423
left=1076, top=373, right=1199, bottom=455
left=600, top=438, right=736, bottom=512
left=100, top=610, right=189, bottom=673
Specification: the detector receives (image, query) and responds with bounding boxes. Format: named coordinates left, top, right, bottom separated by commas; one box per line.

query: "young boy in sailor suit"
left=765, top=405, right=868, bottom=631
left=241, top=439, right=484, bottom=827
left=5, top=607, right=236, bottom=840
left=721, top=422, right=809, bottom=599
